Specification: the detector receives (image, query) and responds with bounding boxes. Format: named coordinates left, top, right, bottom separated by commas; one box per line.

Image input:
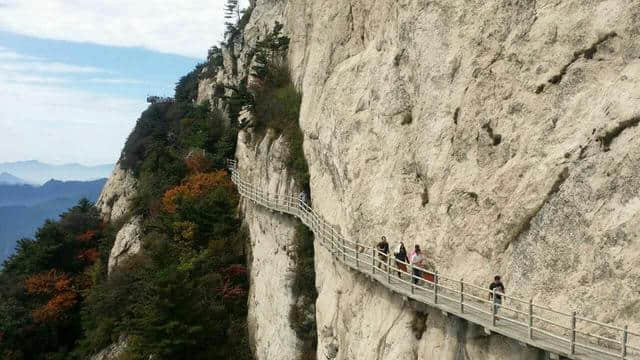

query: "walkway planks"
left=228, top=161, right=637, bottom=360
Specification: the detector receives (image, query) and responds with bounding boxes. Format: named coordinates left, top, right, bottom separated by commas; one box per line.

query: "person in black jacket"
left=393, top=242, right=409, bottom=278
left=376, top=236, right=389, bottom=271
left=489, top=275, right=505, bottom=320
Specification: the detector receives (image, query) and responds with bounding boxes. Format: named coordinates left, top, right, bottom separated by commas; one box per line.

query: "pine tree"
left=251, top=22, right=290, bottom=82
left=224, top=0, right=240, bottom=39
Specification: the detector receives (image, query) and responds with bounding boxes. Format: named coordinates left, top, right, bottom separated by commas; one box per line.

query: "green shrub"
left=289, top=223, right=317, bottom=360
left=175, top=63, right=205, bottom=103
left=0, top=200, right=117, bottom=360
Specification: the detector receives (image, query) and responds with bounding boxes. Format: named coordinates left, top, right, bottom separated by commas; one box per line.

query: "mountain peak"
left=0, top=172, right=27, bottom=185
left=0, top=161, right=114, bottom=184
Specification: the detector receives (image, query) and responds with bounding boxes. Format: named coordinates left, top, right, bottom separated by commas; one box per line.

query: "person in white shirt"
left=410, top=245, right=425, bottom=285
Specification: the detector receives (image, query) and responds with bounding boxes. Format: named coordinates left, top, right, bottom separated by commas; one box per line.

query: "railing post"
left=570, top=311, right=576, bottom=355
left=372, top=248, right=376, bottom=275
left=410, top=265, right=415, bottom=294
left=342, top=235, right=346, bottom=262
left=331, top=228, right=335, bottom=256
left=460, top=278, right=464, bottom=313
left=387, top=254, right=391, bottom=284
left=434, top=271, right=438, bottom=304
left=492, top=288, right=497, bottom=327
left=528, top=298, right=533, bottom=339
left=355, top=239, right=359, bottom=269
left=621, top=325, right=628, bottom=359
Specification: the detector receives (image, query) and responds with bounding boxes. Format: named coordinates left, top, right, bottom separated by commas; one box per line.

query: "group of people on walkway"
left=375, top=236, right=506, bottom=319
left=375, top=236, right=431, bottom=285
left=295, top=190, right=507, bottom=319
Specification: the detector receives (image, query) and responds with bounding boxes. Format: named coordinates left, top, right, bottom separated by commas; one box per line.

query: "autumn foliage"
left=75, top=230, right=96, bottom=242
left=185, top=150, right=211, bottom=173
left=77, top=248, right=100, bottom=264
left=220, top=265, right=248, bottom=301
left=25, top=270, right=78, bottom=323
left=162, top=170, right=235, bottom=213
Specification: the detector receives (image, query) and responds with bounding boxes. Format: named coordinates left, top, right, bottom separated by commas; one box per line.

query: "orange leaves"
left=185, top=150, right=211, bottom=174
left=162, top=171, right=235, bottom=214
left=32, top=292, right=78, bottom=323
left=220, top=265, right=248, bottom=301
left=25, top=270, right=71, bottom=295
left=77, top=248, right=100, bottom=264
left=75, top=230, right=96, bottom=242
left=24, top=270, right=77, bottom=323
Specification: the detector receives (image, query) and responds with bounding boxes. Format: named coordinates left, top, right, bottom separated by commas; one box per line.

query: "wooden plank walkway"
left=228, top=161, right=638, bottom=360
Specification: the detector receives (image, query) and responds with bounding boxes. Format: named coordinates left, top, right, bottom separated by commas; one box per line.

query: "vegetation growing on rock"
left=1, top=55, right=252, bottom=358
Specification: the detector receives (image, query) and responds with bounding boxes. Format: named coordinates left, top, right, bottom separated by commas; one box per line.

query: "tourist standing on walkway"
left=489, top=275, right=505, bottom=321
left=376, top=236, right=389, bottom=271
left=410, top=245, right=425, bottom=285
left=393, top=242, right=409, bottom=278
left=298, top=190, right=308, bottom=208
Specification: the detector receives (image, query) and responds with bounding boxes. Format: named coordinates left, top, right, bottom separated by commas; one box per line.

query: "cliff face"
left=236, top=129, right=302, bottom=359
left=96, top=163, right=136, bottom=223
left=200, top=0, right=640, bottom=358
left=96, top=162, right=142, bottom=273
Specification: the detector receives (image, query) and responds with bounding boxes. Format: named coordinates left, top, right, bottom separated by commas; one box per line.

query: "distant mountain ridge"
left=0, top=178, right=108, bottom=207
left=0, top=172, right=27, bottom=185
left=0, top=160, right=114, bottom=184
left=0, top=178, right=107, bottom=262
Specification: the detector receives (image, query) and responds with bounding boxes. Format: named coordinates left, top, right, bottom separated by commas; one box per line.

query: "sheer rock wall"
left=235, top=129, right=301, bottom=359
left=96, top=162, right=142, bottom=274
left=198, top=0, right=640, bottom=358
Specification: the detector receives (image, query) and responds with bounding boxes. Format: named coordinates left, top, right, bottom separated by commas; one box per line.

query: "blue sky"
left=0, top=0, right=248, bottom=165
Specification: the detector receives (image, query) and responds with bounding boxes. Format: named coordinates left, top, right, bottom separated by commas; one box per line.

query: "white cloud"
left=0, top=0, right=251, bottom=58
left=0, top=47, right=146, bottom=164
left=0, top=61, right=105, bottom=74
left=0, top=80, right=145, bottom=164
left=0, top=72, right=70, bottom=84
left=88, top=77, right=145, bottom=85
left=0, top=46, right=40, bottom=61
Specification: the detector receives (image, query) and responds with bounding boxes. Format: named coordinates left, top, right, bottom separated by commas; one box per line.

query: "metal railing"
left=226, top=160, right=638, bottom=360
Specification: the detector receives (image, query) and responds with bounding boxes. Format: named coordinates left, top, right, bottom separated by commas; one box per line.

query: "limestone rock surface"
left=95, top=162, right=137, bottom=222
left=108, top=216, right=142, bottom=274
left=89, top=338, right=127, bottom=360
left=236, top=129, right=301, bottom=359
left=206, top=0, right=640, bottom=358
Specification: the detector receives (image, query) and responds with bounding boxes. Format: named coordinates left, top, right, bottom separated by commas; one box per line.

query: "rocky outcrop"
left=95, top=162, right=142, bottom=274
left=202, top=0, right=640, bottom=358
left=96, top=162, right=137, bottom=222
left=236, top=129, right=302, bottom=359
left=89, top=337, right=127, bottom=360
left=108, top=216, right=143, bottom=274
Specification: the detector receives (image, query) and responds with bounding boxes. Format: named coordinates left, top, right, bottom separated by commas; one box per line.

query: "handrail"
left=226, top=160, right=637, bottom=360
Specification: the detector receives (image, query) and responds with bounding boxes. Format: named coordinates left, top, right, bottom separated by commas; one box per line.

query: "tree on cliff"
left=224, top=0, right=241, bottom=38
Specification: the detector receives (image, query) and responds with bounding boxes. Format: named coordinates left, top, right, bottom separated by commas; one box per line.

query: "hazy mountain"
left=0, top=178, right=107, bottom=207
left=0, top=172, right=27, bottom=185
left=0, top=160, right=114, bottom=184
left=0, top=178, right=106, bottom=262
